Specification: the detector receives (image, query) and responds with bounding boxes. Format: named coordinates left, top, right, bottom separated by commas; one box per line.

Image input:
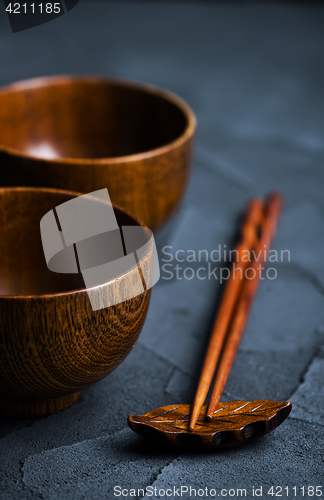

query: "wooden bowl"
left=0, top=187, right=151, bottom=418
left=0, top=76, right=196, bottom=230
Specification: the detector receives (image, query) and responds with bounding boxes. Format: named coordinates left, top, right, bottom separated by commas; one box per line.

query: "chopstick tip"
left=266, top=191, right=284, bottom=208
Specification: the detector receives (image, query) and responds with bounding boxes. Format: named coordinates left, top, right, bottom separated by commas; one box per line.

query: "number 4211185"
left=6, top=3, right=61, bottom=14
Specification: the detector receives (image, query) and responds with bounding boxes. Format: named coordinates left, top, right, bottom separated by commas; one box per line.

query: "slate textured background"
left=0, top=1, right=323, bottom=499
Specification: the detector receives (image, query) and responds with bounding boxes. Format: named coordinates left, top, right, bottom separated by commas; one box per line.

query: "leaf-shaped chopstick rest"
left=128, top=400, right=292, bottom=450
left=128, top=195, right=290, bottom=450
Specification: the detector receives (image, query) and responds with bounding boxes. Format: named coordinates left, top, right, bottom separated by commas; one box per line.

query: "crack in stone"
left=287, top=349, right=320, bottom=400
left=0, top=402, right=125, bottom=447
left=137, top=340, right=195, bottom=378
left=285, top=262, right=324, bottom=299
left=19, top=459, right=46, bottom=500
left=288, top=309, right=324, bottom=394
left=21, top=428, right=131, bottom=471
left=195, top=145, right=254, bottom=194
left=286, top=342, right=324, bottom=428
left=300, top=344, right=323, bottom=385
left=0, top=418, right=39, bottom=442
left=20, top=426, right=181, bottom=500
left=285, top=333, right=324, bottom=402
left=164, top=366, right=179, bottom=396
left=140, top=456, right=181, bottom=500
left=288, top=414, right=324, bottom=429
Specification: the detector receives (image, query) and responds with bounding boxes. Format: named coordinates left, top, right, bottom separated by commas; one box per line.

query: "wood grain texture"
left=189, top=198, right=265, bottom=430
left=0, top=76, right=196, bottom=230
left=206, top=193, right=283, bottom=418
left=128, top=400, right=292, bottom=450
left=0, top=187, right=151, bottom=418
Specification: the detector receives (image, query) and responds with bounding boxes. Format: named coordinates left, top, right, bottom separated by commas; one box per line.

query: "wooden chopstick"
left=188, top=197, right=265, bottom=431
left=206, top=192, right=283, bottom=420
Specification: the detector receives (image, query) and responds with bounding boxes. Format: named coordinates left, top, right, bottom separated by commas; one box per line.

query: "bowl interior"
left=0, top=188, right=138, bottom=296
left=0, top=78, right=188, bottom=160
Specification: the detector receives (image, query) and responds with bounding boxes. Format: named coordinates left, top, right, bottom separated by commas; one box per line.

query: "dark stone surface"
left=0, top=1, right=324, bottom=499
left=290, top=345, right=324, bottom=426
left=21, top=429, right=179, bottom=500
left=139, top=420, right=324, bottom=500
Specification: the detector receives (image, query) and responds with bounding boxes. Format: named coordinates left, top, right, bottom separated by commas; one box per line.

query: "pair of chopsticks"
left=189, top=192, right=283, bottom=431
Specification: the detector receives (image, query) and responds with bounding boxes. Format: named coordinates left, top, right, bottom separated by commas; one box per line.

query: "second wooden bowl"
left=0, top=187, right=151, bottom=418
left=0, top=76, right=196, bottom=230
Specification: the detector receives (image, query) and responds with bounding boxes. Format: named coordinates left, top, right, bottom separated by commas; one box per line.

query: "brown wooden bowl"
left=0, top=76, right=196, bottom=231
left=0, top=187, right=151, bottom=418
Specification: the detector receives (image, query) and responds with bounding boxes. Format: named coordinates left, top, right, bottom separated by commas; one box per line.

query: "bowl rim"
left=0, top=186, right=151, bottom=300
left=0, top=74, right=197, bottom=164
